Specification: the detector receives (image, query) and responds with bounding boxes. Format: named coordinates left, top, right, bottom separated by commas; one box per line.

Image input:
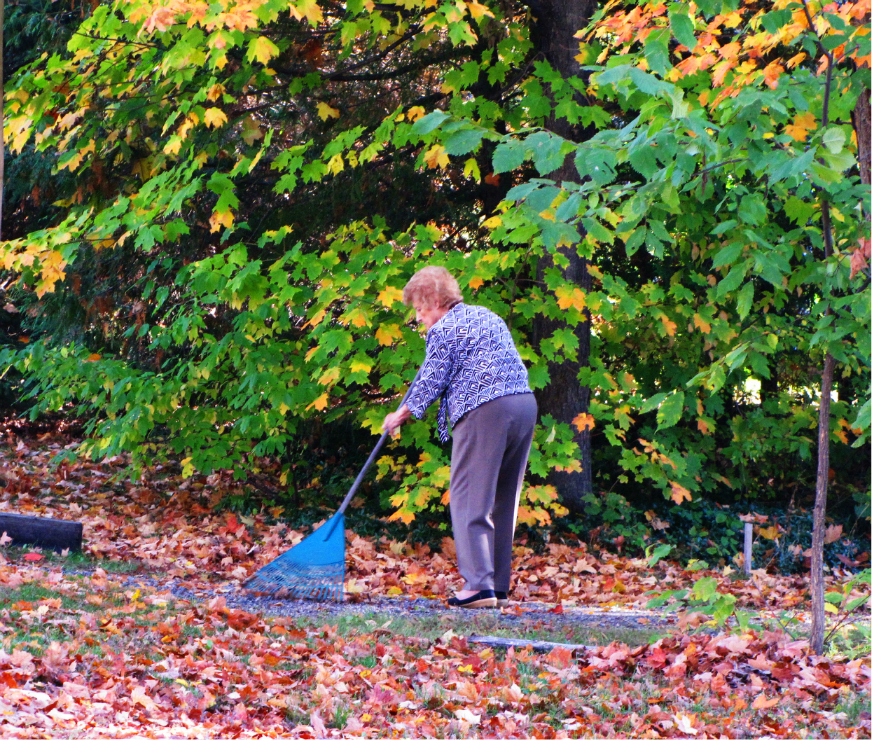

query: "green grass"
left=2, top=546, right=143, bottom=574
left=284, top=611, right=667, bottom=648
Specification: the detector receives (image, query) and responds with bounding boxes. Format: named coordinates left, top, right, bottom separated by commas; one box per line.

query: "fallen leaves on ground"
left=0, top=433, right=869, bottom=738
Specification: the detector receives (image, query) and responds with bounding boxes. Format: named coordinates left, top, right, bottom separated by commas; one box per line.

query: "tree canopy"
left=2, top=0, right=870, bottom=553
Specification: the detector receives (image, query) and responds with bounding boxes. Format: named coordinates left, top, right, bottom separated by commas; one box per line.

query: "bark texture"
left=809, top=352, right=835, bottom=655
left=530, top=0, right=598, bottom=513
left=851, top=87, right=871, bottom=194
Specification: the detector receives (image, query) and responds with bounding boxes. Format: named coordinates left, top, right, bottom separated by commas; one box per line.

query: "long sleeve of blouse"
left=404, top=303, right=531, bottom=442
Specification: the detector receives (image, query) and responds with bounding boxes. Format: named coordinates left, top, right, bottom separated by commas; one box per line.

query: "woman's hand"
left=383, top=404, right=412, bottom=435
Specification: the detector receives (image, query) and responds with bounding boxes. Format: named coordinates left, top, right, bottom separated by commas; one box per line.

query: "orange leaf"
left=306, top=392, right=329, bottom=411
left=572, top=413, right=595, bottom=432
left=660, top=316, right=677, bottom=336
left=692, top=313, right=711, bottom=334
left=751, top=694, right=780, bottom=710
left=762, top=62, right=784, bottom=90
left=375, top=324, right=402, bottom=346
left=784, top=111, right=817, bottom=142
left=555, top=285, right=587, bottom=312
left=670, top=481, right=692, bottom=505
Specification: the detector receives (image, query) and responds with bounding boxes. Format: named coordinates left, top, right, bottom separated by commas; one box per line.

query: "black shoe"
left=446, top=590, right=497, bottom=608
left=494, top=591, right=509, bottom=606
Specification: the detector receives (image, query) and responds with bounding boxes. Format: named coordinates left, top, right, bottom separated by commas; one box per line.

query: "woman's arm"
left=404, top=329, right=454, bottom=420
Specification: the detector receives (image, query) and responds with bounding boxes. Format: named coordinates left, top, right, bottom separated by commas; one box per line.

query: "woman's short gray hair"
left=403, top=266, right=463, bottom=309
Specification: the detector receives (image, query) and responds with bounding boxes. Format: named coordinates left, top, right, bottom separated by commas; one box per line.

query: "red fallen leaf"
left=23, top=553, right=44, bottom=562
left=549, top=603, right=564, bottom=614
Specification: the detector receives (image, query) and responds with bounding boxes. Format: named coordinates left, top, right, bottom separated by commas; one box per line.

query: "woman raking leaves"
left=383, top=266, right=537, bottom=608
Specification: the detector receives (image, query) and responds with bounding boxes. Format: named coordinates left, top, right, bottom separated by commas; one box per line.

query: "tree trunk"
left=809, top=351, right=835, bottom=655
left=809, top=56, right=869, bottom=655
left=851, top=87, right=871, bottom=195
left=530, top=0, right=598, bottom=513
left=1, top=0, right=5, bottom=239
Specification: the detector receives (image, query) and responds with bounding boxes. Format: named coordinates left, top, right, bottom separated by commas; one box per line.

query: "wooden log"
left=0, top=512, right=83, bottom=552
left=468, top=635, right=590, bottom=653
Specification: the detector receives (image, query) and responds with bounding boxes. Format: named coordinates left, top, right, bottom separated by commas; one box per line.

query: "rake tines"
left=244, top=558, right=345, bottom=601
left=243, top=511, right=347, bottom=602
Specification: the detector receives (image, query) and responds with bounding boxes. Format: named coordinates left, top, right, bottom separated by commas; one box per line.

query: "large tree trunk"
left=530, top=0, right=598, bottom=513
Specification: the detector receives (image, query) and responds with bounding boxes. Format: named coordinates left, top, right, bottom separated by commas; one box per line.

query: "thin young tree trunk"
left=1, top=0, right=5, bottom=239
left=810, top=351, right=835, bottom=655
left=808, top=14, right=870, bottom=653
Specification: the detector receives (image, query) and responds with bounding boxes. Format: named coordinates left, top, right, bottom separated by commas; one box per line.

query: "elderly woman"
left=383, top=266, right=537, bottom=608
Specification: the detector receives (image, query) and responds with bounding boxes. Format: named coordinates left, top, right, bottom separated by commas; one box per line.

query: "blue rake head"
left=243, top=512, right=346, bottom=601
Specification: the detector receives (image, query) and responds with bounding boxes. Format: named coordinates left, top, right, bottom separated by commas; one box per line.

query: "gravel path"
left=115, top=573, right=679, bottom=634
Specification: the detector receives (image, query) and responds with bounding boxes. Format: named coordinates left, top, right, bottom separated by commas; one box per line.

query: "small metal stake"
left=743, top=521, right=753, bottom=575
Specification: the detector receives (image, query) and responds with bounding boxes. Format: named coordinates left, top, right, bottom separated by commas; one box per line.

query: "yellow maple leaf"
left=349, top=357, right=373, bottom=374
left=463, top=157, right=481, bottom=181
left=406, top=106, right=426, bottom=121
left=327, top=154, right=344, bottom=175
left=377, top=285, right=403, bottom=306
left=483, top=215, right=502, bottom=228
left=209, top=208, right=234, bottom=232
left=319, top=367, right=341, bottom=386
left=289, top=0, right=324, bottom=25
left=164, top=136, right=183, bottom=156
left=466, top=0, right=494, bottom=18
left=206, top=83, right=225, bottom=102
left=248, top=36, right=279, bottom=65
left=784, top=111, right=817, bottom=142
left=468, top=276, right=484, bottom=290
left=204, top=108, right=228, bottom=128
left=758, top=525, right=779, bottom=540
left=316, top=102, right=340, bottom=120
left=375, top=324, right=402, bottom=346
left=424, top=144, right=450, bottom=169
left=670, top=481, right=692, bottom=505
left=693, top=313, right=711, bottom=333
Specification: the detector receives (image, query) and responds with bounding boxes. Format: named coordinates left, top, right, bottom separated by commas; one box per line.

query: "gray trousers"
left=449, top=393, right=537, bottom=592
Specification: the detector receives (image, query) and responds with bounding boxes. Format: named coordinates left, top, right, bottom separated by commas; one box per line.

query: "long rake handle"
left=335, top=367, right=423, bottom=517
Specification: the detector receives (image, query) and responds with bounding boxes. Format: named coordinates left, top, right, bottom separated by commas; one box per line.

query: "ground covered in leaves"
left=0, top=431, right=869, bottom=738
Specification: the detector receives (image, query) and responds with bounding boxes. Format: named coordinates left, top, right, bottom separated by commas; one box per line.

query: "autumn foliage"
left=1, top=0, right=870, bottom=548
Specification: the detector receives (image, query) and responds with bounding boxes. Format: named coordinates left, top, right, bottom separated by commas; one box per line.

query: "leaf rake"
left=243, top=372, right=420, bottom=601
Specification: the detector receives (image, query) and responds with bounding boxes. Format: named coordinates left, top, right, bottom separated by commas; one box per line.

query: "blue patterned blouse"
left=405, top=303, right=532, bottom=442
